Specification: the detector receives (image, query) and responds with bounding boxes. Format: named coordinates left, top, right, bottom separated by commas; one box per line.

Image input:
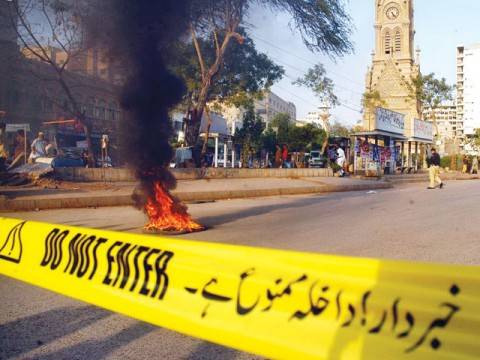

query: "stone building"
left=0, top=1, right=122, bottom=160
left=364, top=0, right=420, bottom=136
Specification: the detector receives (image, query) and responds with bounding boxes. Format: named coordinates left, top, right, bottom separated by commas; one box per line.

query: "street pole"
left=23, top=124, right=27, bottom=164
left=214, top=137, right=218, bottom=168
left=224, top=142, right=227, bottom=168
left=408, top=142, right=412, bottom=170
left=415, top=142, right=419, bottom=172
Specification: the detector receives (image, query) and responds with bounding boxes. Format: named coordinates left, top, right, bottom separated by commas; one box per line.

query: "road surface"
left=1, top=181, right=479, bottom=359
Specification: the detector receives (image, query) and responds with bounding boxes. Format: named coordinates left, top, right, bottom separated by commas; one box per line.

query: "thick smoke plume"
left=85, top=0, right=191, bottom=206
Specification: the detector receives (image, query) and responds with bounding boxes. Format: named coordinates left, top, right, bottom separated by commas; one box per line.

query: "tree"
left=410, top=73, right=454, bottom=139
left=170, top=29, right=283, bottom=155
left=329, top=121, right=351, bottom=137
left=3, top=0, right=98, bottom=165
left=293, top=63, right=338, bottom=152
left=474, top=129, right=480, bottom=148
left=261, top=126, right=277, bottom=154
left=362, top=90, right=386, bottom=130
left=234, top=106, right=265, bottom=167
left=270, top=112, right=292, bottom=145
left=288, top=123, right=326, bottom=152
left=184, top=0, right=353, bottom=146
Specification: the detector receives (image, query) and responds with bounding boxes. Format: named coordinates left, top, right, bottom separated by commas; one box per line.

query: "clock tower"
left=364, top=0, right=420, bottom=135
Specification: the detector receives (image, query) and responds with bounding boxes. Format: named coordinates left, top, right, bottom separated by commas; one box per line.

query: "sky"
left=247, top=0, right=480, bottom=127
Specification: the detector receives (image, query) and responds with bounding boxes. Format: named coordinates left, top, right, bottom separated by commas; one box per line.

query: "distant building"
left=22, top=46, right=125, bottom=85
left=212, top=91, right=296, bottom=135
left=423, top=102, right=462, bottom=141
left=457, top=44, right=480, bottom=136
left=254, top=91, right=296, bottom=126
left=0, top=2, right=122, bottom=159
left=295, top=111, right=327, bottom=130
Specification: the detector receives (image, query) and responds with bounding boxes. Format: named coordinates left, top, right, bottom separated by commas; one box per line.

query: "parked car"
left=308, top=151, right=327, bottom=168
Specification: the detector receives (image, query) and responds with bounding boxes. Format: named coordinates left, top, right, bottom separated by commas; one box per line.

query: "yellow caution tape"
left=0, top=217, right=479, bottom=359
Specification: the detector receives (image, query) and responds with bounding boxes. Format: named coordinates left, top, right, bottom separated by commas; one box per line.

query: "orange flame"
left=144, top=181, right=204, bottom=233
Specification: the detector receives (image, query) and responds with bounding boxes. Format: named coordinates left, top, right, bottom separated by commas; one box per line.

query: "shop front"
left=352, top=108, right=407, bottom=176
left=406, top=118, right=434, bottom=172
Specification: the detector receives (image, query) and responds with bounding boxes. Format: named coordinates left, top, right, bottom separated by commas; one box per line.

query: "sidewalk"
left=384, top=171, right=479, bottom=184
left=0, top=177, right=392, bottom=211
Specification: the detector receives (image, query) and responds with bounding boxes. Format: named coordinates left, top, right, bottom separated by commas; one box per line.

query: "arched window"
left=96, top=99, right=106, bottom=120
left=86, top=97, right=95, bottom=117
left=384, top=31, right=391, bottom=54
left=394, top=29, right=401, bottom=53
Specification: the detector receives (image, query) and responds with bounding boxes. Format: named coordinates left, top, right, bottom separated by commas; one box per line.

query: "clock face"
left=386, top=6, right=400, bottom=20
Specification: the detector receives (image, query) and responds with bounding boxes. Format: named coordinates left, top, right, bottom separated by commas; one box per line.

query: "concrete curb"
left=385, top=174, right=480, bottom=184
left=1, top=182, right=393, bottom=212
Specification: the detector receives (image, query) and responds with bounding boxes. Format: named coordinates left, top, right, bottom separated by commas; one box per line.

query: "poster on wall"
left=375, top=107, right=405, bottom=135
left=413, top=119, right=433, bottom=141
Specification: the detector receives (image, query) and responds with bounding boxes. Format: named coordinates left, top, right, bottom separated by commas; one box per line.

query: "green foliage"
left=362, top=90, right=386, bottom=129
left=170, top=30, right=284, bottom=109
left=293, top=64, right=338, bottom=106
left=440, top=155, right=451, bottom=169
left=411, top=73, right=454, bottom=114
left=473, top=129, right=480, bottom=147
left=270, top=112, right=292, bottom=144
left=440, top=155, right=462, bottom=170
left=234, top=106, right=266, bottom=152
left=409, top=73, right=453, bottom=139
left=362, top=90, right=386, bottom=112
left=191, top=0, right=353, bottom=56
left=261, top=127, right=278, bottom=154
left=288, top=124, right=326, bottom=152
left=267, top=113, right=326, bottom=152
left=329, top=121, right=351, bottom=137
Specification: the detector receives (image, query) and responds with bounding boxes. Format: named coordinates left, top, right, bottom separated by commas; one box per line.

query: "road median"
left=0, top=177, right=392, bottom=212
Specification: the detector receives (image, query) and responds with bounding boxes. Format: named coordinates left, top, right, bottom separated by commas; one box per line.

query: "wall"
left=54, top=167, right=334, bottom=182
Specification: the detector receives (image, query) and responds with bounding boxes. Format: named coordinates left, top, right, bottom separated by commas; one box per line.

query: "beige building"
left=254, top=91, right=296, bottom=126
left=0, top=1, right=122, bottom=160
left=364, top=0, right=420, bottom=136
left=423, top=102, right=462, bottom=141
left=295, top=111, right=328, bottom=130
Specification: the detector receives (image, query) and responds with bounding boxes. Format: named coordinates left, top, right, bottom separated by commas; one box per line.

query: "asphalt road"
left=1, top=181, right=479, bottom=359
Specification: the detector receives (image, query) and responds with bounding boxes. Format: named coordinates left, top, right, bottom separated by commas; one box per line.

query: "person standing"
left=29, top=131, right=47, bottom=163
left=471, top=155, right=479, bottom=175
left=275, top=145, right=282, bottom=168
left=462, top=155, right=469, bottom=173
left=0, top=122, right=8, bottom=171
left=427, top=148, right=443, bottom=189
left=335, top=144, right=346, bottom=177
left=281, top=144, right=288, bottom=168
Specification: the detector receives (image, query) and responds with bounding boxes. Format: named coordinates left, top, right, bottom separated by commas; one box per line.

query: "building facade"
left=423, top=103, right=461, bottom=140
left=295, top=111, right=328, bottom=130
left=254, top=91, right=296, bottom=126
left=457, top=44, right=480, bottom=136
left=0, top=1, right=122, bottom=160
left=364, top=0, right=420, bottom=136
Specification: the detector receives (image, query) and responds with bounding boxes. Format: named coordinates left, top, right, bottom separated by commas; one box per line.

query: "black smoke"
left=84, top=0, right=191, bottom=205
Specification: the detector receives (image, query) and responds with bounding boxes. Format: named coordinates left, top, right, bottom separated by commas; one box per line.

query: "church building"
left=364, top=0, right=420, bottom=137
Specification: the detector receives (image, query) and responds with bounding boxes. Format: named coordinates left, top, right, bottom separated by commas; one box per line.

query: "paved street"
left=1, top=181, right=480, bottom=359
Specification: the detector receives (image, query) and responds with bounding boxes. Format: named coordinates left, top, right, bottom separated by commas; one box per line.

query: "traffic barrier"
left=0, top=217, right=479, bottom=359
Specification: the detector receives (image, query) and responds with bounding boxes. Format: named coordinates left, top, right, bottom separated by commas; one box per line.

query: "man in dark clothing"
left=427, top=148, right=443, bottom=189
